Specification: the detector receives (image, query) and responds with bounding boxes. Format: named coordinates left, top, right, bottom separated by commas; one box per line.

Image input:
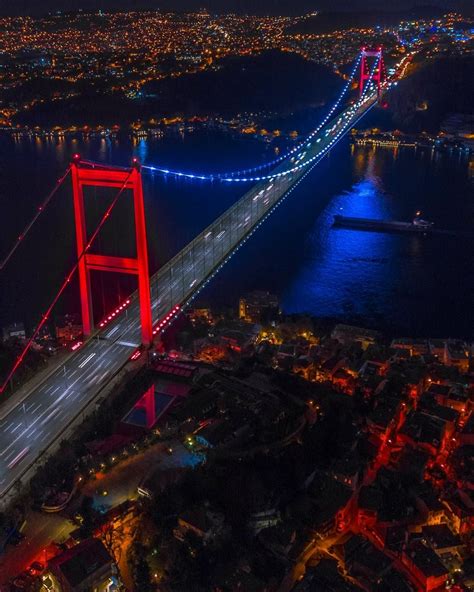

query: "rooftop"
left=405, top=542, right=448, bottom=579
left=422, top=524, right=462, bottom=550
left=48, top=539, right=112, bottom=588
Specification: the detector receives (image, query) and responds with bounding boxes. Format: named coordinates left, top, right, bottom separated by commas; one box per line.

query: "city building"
left=239, top=290, right=279, bottom=323
left=55, top=314, right=83, bottom=345
left=401, top=541, right=449, bottom=592
left=331, top=324, right=380, bottom=350
left=45, top=539, right=118, bottom=592
left=2, top=321, right=25, bottom=341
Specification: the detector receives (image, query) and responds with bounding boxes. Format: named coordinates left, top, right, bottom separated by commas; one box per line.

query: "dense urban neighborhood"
left=1, top=290, right=473, bottom=591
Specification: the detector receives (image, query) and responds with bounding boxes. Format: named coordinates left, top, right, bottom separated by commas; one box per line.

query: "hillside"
left=287, top=7, right=446, bottom=35
left=13, top=51, right=342, bottom=128
left=386, top=56, right=474, bottom=133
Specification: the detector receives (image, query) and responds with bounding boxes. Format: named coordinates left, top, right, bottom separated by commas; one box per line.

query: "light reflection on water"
left=283, top=158, right=393, bottom=322
left=280, top=147, right=473, bottom=335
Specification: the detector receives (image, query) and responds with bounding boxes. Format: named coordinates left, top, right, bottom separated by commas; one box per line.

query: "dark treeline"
left=386, top=55, right=474, bottom=132
left=13, top=51, right=341, bottom=127
left=287, top=7, right=447, bottom=35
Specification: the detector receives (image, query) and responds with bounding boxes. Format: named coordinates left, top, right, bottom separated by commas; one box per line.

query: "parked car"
left=27, top=562, right=44, bottom=576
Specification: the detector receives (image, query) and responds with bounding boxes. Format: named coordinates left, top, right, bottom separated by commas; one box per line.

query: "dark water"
left=0, top=128, right=473, bottom=339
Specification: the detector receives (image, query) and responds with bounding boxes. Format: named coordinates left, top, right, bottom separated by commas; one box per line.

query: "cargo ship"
left=333, top=212, right=435, bottom=234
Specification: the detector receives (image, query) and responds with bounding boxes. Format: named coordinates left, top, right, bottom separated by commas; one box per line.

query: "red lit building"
left=55, top=314, right=82, bottom=345
left=46, top=538, right=117, bottom=591
left=401, top=542, right=449, bottom=592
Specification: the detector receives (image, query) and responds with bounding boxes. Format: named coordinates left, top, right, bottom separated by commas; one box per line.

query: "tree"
left=134, top=556, right=153, bottom=591
left=128, top=542, right=154, bottom=592
left=102, top=519, right=128, bottom=563
left=78, top=495, right=96, bottom=537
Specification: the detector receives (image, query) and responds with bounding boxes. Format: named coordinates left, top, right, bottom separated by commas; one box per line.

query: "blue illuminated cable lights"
left=143, top=102, right=365, bottom=183
left=142, top=52, right=364, bottom=181
left=142, top=64, right=380, bottom=185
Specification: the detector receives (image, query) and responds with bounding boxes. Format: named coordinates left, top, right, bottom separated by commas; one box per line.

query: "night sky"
left=0, top=0, right=470, bottom=16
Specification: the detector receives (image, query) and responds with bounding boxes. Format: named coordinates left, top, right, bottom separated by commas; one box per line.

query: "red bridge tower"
left=71, top=156, right=153, bottom=345
left=359, top=46, right=386, bottom=100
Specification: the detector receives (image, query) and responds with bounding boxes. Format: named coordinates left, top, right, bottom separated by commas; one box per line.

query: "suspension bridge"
left=0, top=49, right=410, bottom=502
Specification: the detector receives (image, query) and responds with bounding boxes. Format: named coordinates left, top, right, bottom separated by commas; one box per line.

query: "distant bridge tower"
left=359, top=46, right=386, bottom=100
left=71, top=156, right=153, bottom=345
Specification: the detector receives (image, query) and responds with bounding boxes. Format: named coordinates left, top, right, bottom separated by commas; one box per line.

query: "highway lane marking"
left=78, top=352, right=96, bottom=368
left=40, top=407, right=61, bottom=426
left=4, top=449, right=18, bottom=463
left=87, top=372, right=100, bottom=385
left=100, top=370, right=110, bottom=381
left=89, top=370, right=110, bottom=386
left=0, top=399, right=67, bottom=457
left=106, top=326, right=120, bottom=338
left=1, top=392, right=82, bottom=463
left=29, top=402, right=42, bottom=414
left=56, top=375, right=82, bottom=401
left=0, top=428, right=27, bottom=456
left=55, top=389, right=69, bottom=404
left=5, top=445, right=32, bottom=470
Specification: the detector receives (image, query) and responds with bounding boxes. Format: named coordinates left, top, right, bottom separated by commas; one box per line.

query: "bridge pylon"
left=359, top=46, right=386, bottom=100
left=71, top=156, right=153, bottom=346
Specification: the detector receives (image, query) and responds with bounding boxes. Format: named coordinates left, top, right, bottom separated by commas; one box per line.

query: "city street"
left=0, top=511, right=73, bottom=585
left=0, top=439, right=202, bottom=586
